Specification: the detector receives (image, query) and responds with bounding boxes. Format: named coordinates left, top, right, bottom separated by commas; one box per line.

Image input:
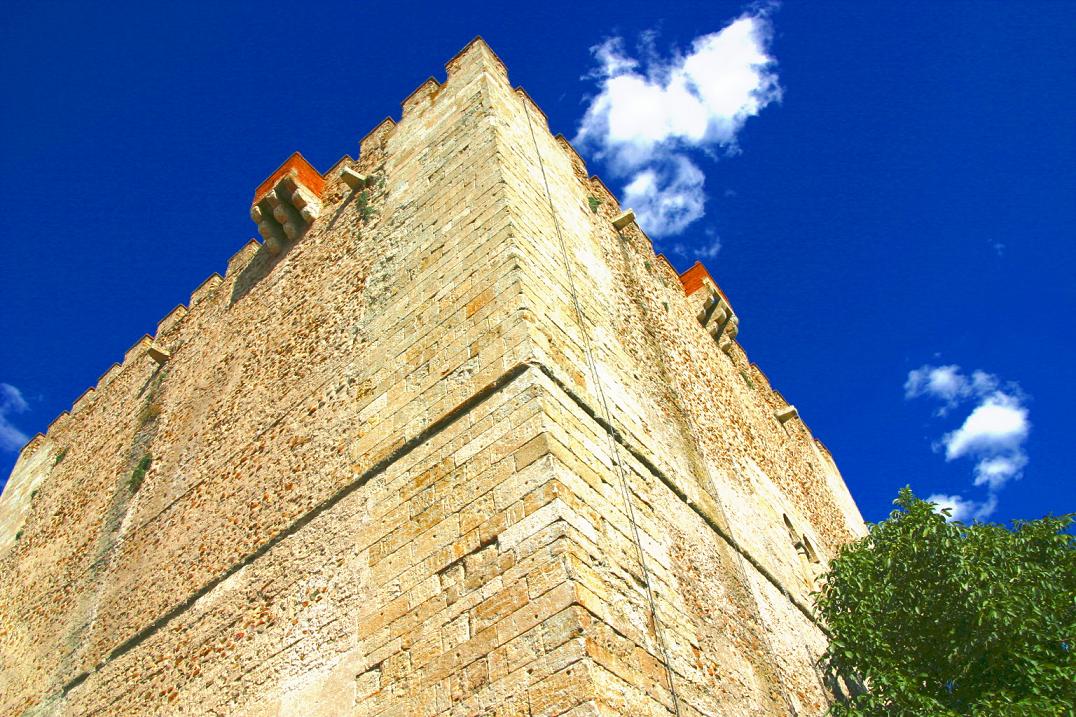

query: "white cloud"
left=669, top=229, right=721, bottom=260
left=0, top=383, right=30, bottom=452
left=697, top=231, right=723, bottom=259
left=926, top=492, right=998, bottom=522
left=973, top=453, right=1028, bottom=492
left=905, top=364, right=966, bottom=402
left=906, top=364, right=1030, bottom=520
left=942, top=393, right=1029, bottom=462
left=575, top=10, right=780, bottom=236
left=904, top=364, right=1000, bottom=415
left=622, top=156, right=706, bottom=236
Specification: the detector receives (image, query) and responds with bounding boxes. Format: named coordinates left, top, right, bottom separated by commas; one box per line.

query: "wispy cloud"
left=621, top=157, right=706, bottom=236
left=0, top=383, right=30, bottom=452
left=904, top=364, right=999, bottom=415
left=670, top=228, right=722, bottom=261
left=906, top=364, right=1030, bottom=520
left=924, top=492, right=998, bottom=523
left=575, top=8, right=781, bottom=237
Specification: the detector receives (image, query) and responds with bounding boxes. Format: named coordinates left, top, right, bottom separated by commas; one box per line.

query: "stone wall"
left=0, top=38, right=864, bottom=716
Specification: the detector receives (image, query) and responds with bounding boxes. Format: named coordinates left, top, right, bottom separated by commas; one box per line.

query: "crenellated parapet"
left=10, top=36, right=815, bottom=498
left=70, top=387, right=96, bottom=415
left=155, top=305, right=188, bottom=338
left=16, top=433, right=47, bottom=465
left=513, top=87, right=548, bottom=131
left=401, top=77, right=443, bottom=118
left=357, top=118, right=396, bottom=167
left=445, top=35, right=509, bottom=80
left=225, top=240, right=260, bottom=277
left=7, top=35, right=515, bottom=461
left=0, top=433, right=55, bottom=550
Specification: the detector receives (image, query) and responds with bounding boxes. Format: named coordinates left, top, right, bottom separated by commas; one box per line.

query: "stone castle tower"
left=0, top=38, right=865, bottom=716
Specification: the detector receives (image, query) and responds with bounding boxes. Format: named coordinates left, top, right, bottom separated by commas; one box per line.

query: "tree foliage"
left=816, top=488, right=1075, bottom=716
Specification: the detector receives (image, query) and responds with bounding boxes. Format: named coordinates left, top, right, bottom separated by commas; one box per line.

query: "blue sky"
left=1, top=1, right=1073, bottom=524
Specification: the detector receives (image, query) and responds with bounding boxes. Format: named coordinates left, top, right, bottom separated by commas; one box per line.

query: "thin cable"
left=521, top=96, right=684, bottom=717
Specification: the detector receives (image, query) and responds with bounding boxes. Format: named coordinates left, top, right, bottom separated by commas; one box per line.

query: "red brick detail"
left=252, top=152, right=326, bottom=206
left=679, top=260, right=735, bottom=313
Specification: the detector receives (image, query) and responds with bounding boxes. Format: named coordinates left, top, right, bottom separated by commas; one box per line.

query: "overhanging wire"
left=521, top=96, right=684, bottom=717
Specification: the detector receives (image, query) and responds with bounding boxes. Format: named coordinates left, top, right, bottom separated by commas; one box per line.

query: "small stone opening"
left=784, top=514, right=821, bottom=591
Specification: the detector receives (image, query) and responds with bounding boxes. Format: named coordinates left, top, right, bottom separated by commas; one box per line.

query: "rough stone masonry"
left=0, top=38, right=866, bottom=717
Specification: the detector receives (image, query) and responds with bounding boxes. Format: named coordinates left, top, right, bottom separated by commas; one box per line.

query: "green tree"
left=815, top=488, right=1075, bottom=716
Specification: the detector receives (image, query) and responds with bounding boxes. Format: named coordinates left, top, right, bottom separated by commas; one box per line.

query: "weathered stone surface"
left=0, top=36, right=865, bottom=716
